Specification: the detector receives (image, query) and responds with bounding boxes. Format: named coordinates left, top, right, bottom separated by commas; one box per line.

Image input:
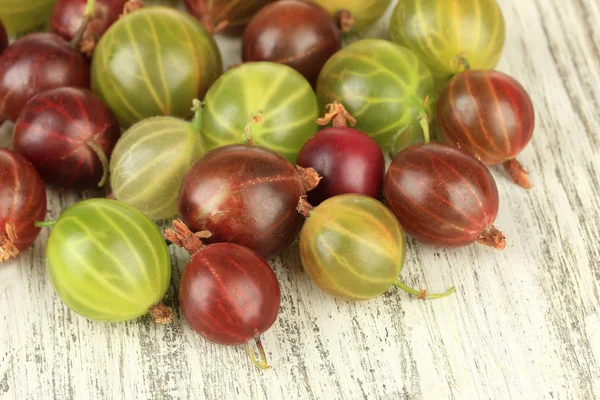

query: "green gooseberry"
left=92, top=6, right=223, bottom=128
left=43, top=199, right=172, bottom=322
left=110, top=101, right=206, bottom=220
left=389, top=0, right=506, bottom=82
left=201, top=62, right=319, bottom=163
left=0, top=0, right=55, bottom=35
left=316, top=39, right=435, bottom=154
left=298, top=194, right=455, bottom=300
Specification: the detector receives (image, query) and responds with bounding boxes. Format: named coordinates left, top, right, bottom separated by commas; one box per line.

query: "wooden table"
left=1, top=0, right=599, bottom=399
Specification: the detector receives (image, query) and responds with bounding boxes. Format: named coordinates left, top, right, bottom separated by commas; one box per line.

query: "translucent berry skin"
left=242, top=0, right=341, bottom=87
left=389, top=0, right=505, bottom=81
left=384, top=143, right=500, bottom=248
left=312, top=0, right=392, bottom=30
left=437, top=70, right=535, bottom=165
left=50, top=0, right=128, bottom=42
left=0, top=0, right=56, bottom=36
left=299, top=194, right=406, bottom=300
left=13, top=87, right=120, bottom=190
left=180, top=243, right=281, bottom=345
left=0, top=33, right=91, bottom=122
left=178, top=144, right=308, bottom=259
left=297, top=126, right=385, bottom=205
left=0, top=149, right=47, bottom=261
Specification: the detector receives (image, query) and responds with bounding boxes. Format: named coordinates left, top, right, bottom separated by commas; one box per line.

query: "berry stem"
left=296, top=196, right=314, bottom=218
left=164, top=220, right=211, bottom=255
left=85, top=137, right=109, bottom=187
left=191, top=99, right=203, bottom=134
left=503, top=158, right=531, bottom=189
left=70, top=0, right=96, bottom=49
left=34, top=220, right=57, bottom=228
left=453, top=53, right=471, bottom=71
left=247, top=336, right=272, bottom=370
left=149, top=303, right=172, bottom=324
left=477, top=225, right=507, bottom=250
left=317, top=101, right=356, bottom=128
left=243, top=111, right=264, bottom=144
left=0, top=222, right=19, bottom=262
left=121, top=0, right=144, bottom=18
left=417, top=96, right=431, bottom=143
left=296, top=166, right=321, bottom=192
left=393, top=280, right=456, bottom=299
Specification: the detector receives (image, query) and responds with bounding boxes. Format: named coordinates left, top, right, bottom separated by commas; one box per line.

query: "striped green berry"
left=201, top=62, right=319, bottom=164
left=0, top=0, right=55, bottom=35
left=92, top=7, right=223, bottom=128
left=110, top=114, right=206, bottom=220
left=316, top=39, right=435, bottom=152
left=45, top=199, right=171, bottom=322
left=389, top=0, right=506, bottom=81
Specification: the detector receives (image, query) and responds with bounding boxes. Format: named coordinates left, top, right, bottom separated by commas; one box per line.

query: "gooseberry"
left=0, top=33, right=91, bottom=122
left=0, top=149, right=47, bottom=262
left=110, top=101, right=207, bottom=220
left=437, top=69, right=535, bottom=189
left=297, top=194, right=455, bottom=300
left=201, top=62, right=319, bottom=163
left=297, top=102, right=384, bottom=205
left=50, top=0, right=128, bottom=54
left=91, top=6, right=223, bottom=127
left=0, top=0, right=56, bottom=36
left=13, top=87, right=121, bottom=190
left=178, top=144, right=320, bottom=259
left=43, top=199, right=172, bottom=322
left=166, top=220, right=280, bottom=370
left=311, top=0, right=391, bottom=31
left=316, top=39, right=435, bottom=153
left=384, top=143, right=506, bottom=249
left=389, top=0, right=506, bottom=82
left=184, top=0, right=273, bottom=34
left=242, top=0, right=341, bottom=87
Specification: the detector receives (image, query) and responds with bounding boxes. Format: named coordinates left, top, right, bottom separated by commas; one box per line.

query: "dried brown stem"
left=336, top=9, right=355, bottom=33
left=150, top=303, right=172, bottom=324
left=478, top=225, right=507, bottom=250
left=243, top=112, right=264, bottom=144
left=121, top=0, right=144, bottom=18
left=164, top=220, right=211, bottom=255
left=296, top=166, right=321, bottom=192
left=0, top=222, right=19, bottom=262
left=503, top=158, right=531, bottom=189
left=316, top=101, right=356, bottom=128
left=296, top=196, right=314, bottom=218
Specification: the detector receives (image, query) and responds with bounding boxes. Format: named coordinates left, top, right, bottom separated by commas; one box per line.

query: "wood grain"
left=1, top=0, right=599, bottom=399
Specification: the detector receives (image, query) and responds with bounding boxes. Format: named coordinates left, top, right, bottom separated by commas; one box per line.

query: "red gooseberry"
left=165, top=220, right=281, bottom=370
left=384, top=143, right=506, bottom=249
left=13, top=87, right=121, bottom=190
left=0, top=33, right=90, bottom=122
left=0, top=149, right=47, bottom=262
left=242, top=0, right=342, bottom=87
left=178, top=143, right=320, bottom=259
left=437, top=68, right=535, bottom=189
left=297, top=102, right=385, bottom=205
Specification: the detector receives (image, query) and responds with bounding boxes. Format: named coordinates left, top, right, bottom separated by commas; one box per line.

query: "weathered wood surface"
left=1, top=0, right=599, bottom=399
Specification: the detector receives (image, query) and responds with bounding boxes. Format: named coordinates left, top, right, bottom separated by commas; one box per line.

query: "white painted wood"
left=1, top=0, right=600, bottom=399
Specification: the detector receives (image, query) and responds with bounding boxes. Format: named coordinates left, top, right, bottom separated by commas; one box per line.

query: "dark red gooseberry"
left=0, top=21, right=7, bottom=55
left=0, top=149, right=47, bottom=262
left=297, top=102, right=385, bottom=205
left=384, top=143, right=506, bottom=249
left=242, top=0, right=342, bottom=86
left=0, top=33, right=91, bottom=122
left=50, top=0, right=128, bottom=53
left=437, top=69, right=535, bottom=189
left=13, top=87, right=121, bottom=190
left=184, top=0, right=274, bottom=35
left=165, top=220, right=280, bottom=370
left=178, top=144, right=320, bottom=259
